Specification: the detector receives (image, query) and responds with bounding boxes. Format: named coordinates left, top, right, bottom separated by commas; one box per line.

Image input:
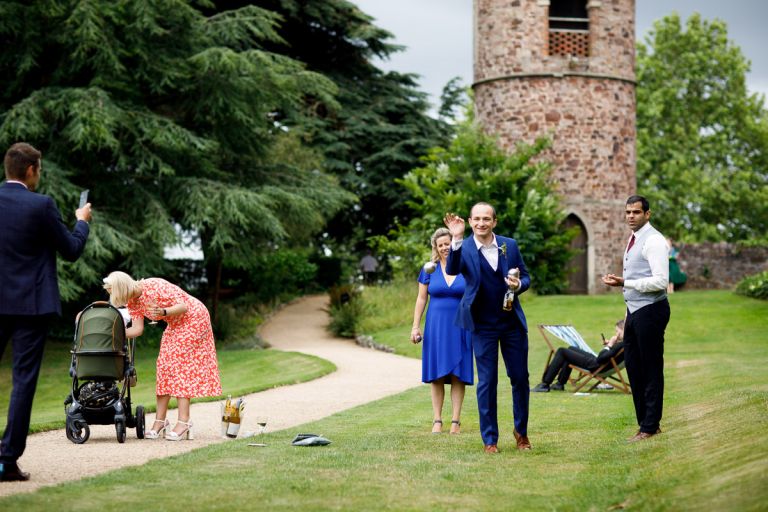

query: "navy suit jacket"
left=0, top=182, right=89, bottom=316
left=445, top=234, right=530, bottom=333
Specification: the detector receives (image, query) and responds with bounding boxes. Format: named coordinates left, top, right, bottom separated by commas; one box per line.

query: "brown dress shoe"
left=628, top=428, right=662, bottom=443
left=0, top=463, right=31, bottom=482
left=483, top=444, right=499, bottom=454
left=513, top=429, right=532, bottom=450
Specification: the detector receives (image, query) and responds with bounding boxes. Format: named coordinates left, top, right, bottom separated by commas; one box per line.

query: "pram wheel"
left=66, top=420, right=90, bottom=444
left=136, top=405, right=146, bottom=439
left=116, top=420, right=127, bottom=443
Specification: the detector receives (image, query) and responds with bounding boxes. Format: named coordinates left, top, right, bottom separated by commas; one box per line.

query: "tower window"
left=548, top=0, right=589, bottom=57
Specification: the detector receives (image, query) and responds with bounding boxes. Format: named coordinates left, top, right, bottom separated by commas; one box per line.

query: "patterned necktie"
left=626, top=234, right=636, bottom=253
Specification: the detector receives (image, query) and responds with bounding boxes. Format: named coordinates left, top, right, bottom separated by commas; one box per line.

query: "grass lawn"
left=1, top=288, right=766, bottom=511
left=0, top=343, right=335, bottom=434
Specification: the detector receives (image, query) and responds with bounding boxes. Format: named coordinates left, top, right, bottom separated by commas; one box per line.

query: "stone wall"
left=674, top=243, right=768, bottom=290
left=474, top=0, right=635, bottom=82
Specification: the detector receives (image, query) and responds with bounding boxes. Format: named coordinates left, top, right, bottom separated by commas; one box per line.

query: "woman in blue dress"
left=410, top=228, right=473, bottom=434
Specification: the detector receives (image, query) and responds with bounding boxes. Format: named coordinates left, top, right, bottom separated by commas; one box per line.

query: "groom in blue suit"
left=0, top=142, right=91, bottom=482
left=445, top=203, right=532, bottom=453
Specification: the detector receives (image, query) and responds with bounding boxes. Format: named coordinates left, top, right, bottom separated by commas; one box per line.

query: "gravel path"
left=0, top=294, right=421, bottom=497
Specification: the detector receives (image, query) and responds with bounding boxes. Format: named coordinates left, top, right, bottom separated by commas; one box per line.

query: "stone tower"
left=473, top=0, right=636, bottom=294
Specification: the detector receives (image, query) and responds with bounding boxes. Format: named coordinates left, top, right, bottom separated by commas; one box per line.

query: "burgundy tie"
left=626, top=234, right=636, bottom=253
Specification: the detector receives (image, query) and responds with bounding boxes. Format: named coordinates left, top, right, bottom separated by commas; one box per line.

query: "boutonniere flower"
left=500, top=242, right=507, bottom=257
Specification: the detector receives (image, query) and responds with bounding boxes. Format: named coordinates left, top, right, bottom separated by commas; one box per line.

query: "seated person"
left=533, top=319, right=625, bottom=392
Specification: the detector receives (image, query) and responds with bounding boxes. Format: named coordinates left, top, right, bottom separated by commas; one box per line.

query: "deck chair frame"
left=567, top=347, right=631, bottom=394
left=536, top=324, right=560, bottom=381
left=537, top=324, right=631, bottom=394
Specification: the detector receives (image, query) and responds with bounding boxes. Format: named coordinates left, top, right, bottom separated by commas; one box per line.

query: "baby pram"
left=64, top=301, right=145, bottom=443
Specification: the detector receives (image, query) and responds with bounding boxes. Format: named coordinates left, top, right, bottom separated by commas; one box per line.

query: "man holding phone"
left=0, top=142, right=92, bottom=482
left=79, top=189, right=89, bottom=209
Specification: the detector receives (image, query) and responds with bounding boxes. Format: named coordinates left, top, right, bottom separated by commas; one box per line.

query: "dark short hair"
left=4, top=142, right=41, bottom=180
left=626, top=195, right=649, bottom=212
left=470, top=202, right=497, bottom=219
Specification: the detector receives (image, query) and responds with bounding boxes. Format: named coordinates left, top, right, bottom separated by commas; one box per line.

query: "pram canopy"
left=73, top=302, right=127, bottom=379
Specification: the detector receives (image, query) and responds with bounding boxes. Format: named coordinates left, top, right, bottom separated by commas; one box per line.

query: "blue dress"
left=419, top=263, right=474, bottom=385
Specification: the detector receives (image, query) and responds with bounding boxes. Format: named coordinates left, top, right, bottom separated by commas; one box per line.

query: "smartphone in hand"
left=78, top=189, right=89, bottom=209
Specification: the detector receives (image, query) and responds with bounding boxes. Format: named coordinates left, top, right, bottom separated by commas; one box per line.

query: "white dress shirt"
left=623, top=223, right=669, bottom=292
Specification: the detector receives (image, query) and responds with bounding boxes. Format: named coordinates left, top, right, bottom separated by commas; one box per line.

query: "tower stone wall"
left=473, top=0, right=637, bottom=293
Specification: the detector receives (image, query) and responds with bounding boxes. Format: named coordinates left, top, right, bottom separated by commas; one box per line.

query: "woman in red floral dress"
left=103, top=271, right=222, bottom=441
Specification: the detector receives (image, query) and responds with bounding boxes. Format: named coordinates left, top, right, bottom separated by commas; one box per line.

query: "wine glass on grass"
left=255, top=415, right=268, bottom=435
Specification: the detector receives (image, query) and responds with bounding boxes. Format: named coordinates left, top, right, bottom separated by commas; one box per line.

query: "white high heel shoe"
left=166, top=420, right=194, bottom=441
left=145, top=419, right=169, bottom=439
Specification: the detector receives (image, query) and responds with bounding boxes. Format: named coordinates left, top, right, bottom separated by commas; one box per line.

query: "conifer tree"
left=243, top=0, right=453, bottom=250
left=0, top=1, right=354, bottom=305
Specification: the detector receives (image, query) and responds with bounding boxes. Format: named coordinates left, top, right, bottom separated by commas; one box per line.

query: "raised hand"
left=76, top=203, right=92, bottom=223
left=505, top=268, right=521, bottom=290
left=443, top=212, right=465, bottom=240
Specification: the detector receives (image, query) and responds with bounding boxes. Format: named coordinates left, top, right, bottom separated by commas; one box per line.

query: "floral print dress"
left=127, top=278, right=222, bottom=398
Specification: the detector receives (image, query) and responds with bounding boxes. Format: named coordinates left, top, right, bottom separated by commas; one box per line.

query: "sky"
left=352, top=0, right=768, bottom=112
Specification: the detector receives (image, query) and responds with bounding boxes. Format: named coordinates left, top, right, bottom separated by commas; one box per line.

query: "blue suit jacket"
left=445, top=234, right=530, bottom=333
left=0, top=182, right=89, bottom=316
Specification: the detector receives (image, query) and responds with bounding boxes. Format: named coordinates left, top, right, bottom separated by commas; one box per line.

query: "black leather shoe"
left=532, top=383, right=550, bottom=392
left=0, top=462, right=31, bottom=482
left=550, top=383, right=565, bottom=391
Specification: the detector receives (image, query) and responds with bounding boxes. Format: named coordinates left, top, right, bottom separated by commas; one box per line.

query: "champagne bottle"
left=226, top=398, right=241, bottom=438
left=223, top=395, right=232, bottom=422
left=503, top=269, right=520, bottom=311
left=221, top=394, right=232, bottom=437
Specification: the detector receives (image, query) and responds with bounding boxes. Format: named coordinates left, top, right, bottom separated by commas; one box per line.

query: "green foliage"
left=327, top=284, right=363, bottom=338
left=212, top=301, right=266, bottom=347
left=0, top=0, right=354, bottom=304
left=438, top=76, right=470, bottom=121
left=232, top=248, right=318, bottom=304
left=636, top=13, right=768, bottom=243
left=374, top=112, right=574, bottom=294
left=736, top=270, right=768, bottom=300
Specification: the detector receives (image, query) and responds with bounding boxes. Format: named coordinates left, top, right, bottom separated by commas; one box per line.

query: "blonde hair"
left=103, top=271, right=142, bottom=307
left=430, top=227, right=452, bottom=263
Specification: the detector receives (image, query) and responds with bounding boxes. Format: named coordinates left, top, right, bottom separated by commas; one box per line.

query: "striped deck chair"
left=537, top=324, right=631, bottom=394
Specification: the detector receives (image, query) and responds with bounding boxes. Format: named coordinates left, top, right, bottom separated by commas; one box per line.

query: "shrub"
left=212, top=299, right=268, bottom=348
left=735, top=271, right=768, bottom=300
left=327, top=285, right=363, bottom=338
left=372, top=108, right=574, bottom=294
left=220, top=249, right=318, bottom=304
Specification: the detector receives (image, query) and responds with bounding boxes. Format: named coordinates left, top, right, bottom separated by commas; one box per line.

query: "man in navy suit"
left=0, top=142, right=91, bottom=482
left=444, top=203, right=532, bottom=453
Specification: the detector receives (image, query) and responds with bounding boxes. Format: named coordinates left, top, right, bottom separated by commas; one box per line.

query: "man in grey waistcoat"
left=602, top=195, right=670, bottom=442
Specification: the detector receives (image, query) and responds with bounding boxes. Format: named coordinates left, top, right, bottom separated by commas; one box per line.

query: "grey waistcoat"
left=623, top=226, right=667, bottom=313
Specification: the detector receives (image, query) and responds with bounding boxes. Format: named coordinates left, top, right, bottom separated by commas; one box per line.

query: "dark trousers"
left=624, top=299, right=670, bottom=434
left=0, top=315, right=51, bottom=464
left=472, top=326, right=529, bottom=445
left=542, top=347, right=597, bottom=385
